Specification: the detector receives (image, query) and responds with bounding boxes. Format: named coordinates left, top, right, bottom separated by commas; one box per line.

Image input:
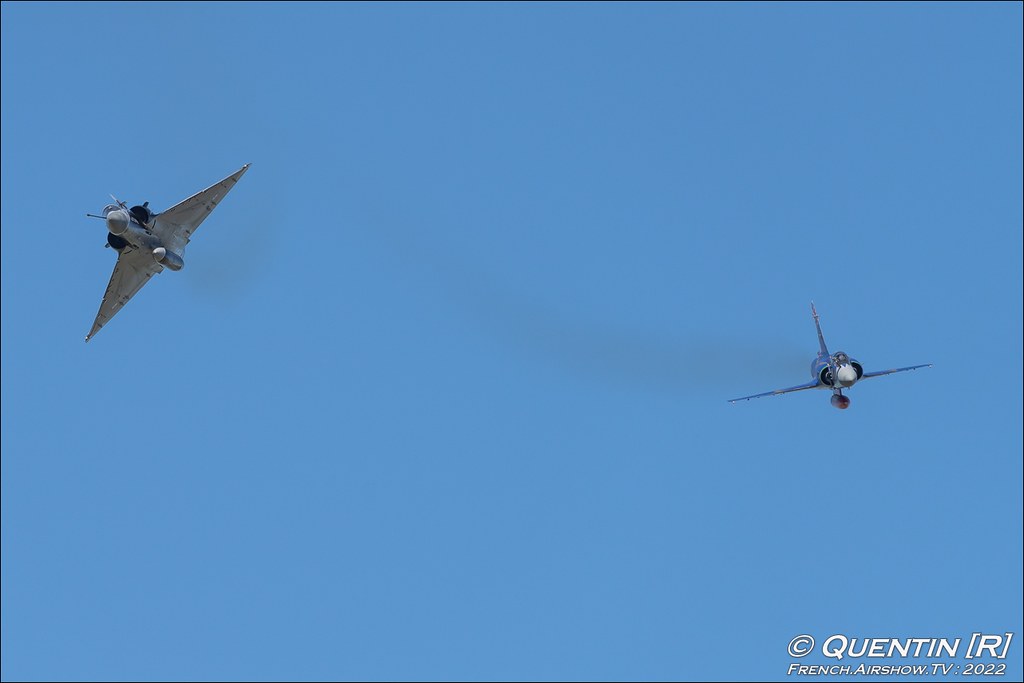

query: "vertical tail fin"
left=811, top=302, right=830, bottom=357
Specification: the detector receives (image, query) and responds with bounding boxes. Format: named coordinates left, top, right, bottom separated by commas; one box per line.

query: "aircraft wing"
left=728, top=380, right=821, bottom=403
left=861, top=364, right=932, bottom=379
left=152, top=164, right=250, bottom=253
left=86, top=247, right=163, bottom=341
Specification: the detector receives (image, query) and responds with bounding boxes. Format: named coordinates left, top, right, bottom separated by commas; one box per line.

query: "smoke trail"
left=367, top=215, right=809, bottom=396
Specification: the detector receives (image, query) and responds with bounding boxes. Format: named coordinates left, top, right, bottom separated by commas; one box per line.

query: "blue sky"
left=2, top=3, right=1021, bottom=681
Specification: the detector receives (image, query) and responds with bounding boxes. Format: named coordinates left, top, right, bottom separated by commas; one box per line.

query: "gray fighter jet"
left=729, top=303, right=931, bottom=409
left=85, top=164, right=250, bottom=341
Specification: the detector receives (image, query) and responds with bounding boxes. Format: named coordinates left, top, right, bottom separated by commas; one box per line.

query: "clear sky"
left=2, top=3, right=1021, bottom=681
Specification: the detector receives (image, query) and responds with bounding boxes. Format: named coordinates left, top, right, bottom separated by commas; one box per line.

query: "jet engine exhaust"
left=831, top=394, right=851, bottom=410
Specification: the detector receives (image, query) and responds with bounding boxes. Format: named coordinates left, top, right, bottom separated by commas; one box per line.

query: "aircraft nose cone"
left=836, top=364, right=858, bottom=386
left=106, top=209, right=129, bottom=235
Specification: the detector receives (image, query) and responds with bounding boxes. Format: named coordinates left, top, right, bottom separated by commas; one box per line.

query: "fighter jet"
left=728, top=303, right=931, bottom=409
left=85, top=164, right=250, bottom=341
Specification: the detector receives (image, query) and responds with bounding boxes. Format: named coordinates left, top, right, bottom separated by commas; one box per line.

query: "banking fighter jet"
left=729, top=303, right=931, bottom=409
left=85, top=164, right=250, bottom=341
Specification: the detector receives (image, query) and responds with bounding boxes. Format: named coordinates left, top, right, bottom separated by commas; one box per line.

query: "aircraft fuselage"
left=810, top=351, right=863, bottom=390
left=104, top=205, right=184, bottom=271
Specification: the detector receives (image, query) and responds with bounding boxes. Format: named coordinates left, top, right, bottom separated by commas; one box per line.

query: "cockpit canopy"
left=833, top=351, right=850, bottom=365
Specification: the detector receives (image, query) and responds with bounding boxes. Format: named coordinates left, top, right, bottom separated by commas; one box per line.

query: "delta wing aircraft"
left=729, top=303, right=931, bottom=409
left=85, top=164, right=250, bottom=341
